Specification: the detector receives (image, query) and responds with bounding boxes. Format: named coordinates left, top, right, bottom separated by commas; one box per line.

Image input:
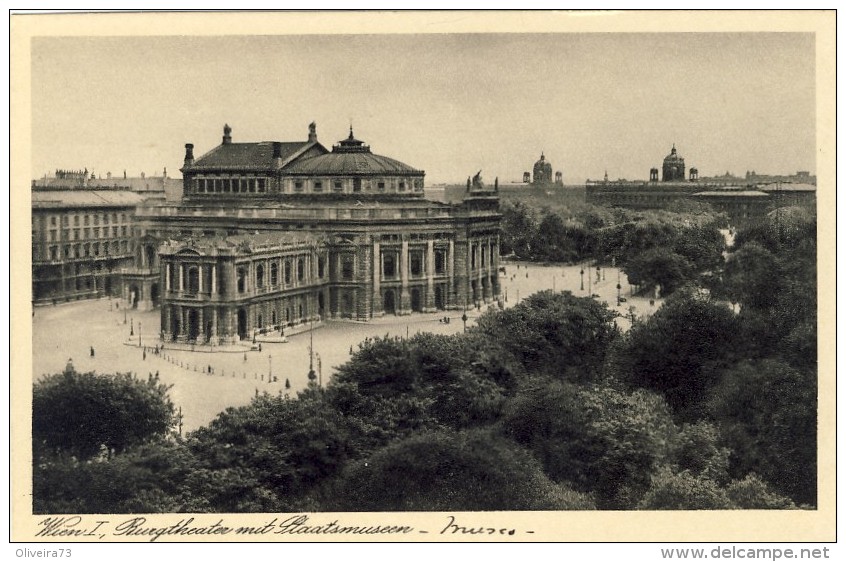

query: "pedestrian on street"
left=258, top=343, right=262, bottom=352
left=90, top=346, right=95, bottom=357
left=143, top=349, right=146, bottom=360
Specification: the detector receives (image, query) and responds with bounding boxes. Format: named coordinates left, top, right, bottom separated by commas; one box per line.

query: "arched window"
left=256, top=264, right=265, bottom=288
left=318, top=256, right=325, bottom=278
left=270, top=262, right=278, bottom=286
left=297, top=258, right=305, bottom=281
left=284, top=260, right=291, bottom=284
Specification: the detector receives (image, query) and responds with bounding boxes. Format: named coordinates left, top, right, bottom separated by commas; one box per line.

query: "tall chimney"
left=308, top=121, right=317, bottom=142
left=272, top=141, right=283, bottom=168
left=222, top=123, right=232, bottom=145
left=184, top=143, right=195, bottom=167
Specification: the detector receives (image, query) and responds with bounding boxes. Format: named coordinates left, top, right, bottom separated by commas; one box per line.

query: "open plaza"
left=32, top=261, right=656, bottom=433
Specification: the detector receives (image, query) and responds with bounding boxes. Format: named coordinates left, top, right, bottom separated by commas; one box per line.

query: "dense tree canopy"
left=315, top=429, right=594, bottom=511
left=33, top=369, right=175, bottom=460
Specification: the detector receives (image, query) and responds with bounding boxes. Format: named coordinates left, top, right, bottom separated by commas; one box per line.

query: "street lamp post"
left=130, top=317, right=134, bottom=336
left=617, top=268, right=622, bottom=306
left=580, top=267, right=584, bottom=290
left=268, top=354, right=272, bottom=383
left=124, top=306, right=127, bottom=324
left=138, top=322, right=142, bottom=347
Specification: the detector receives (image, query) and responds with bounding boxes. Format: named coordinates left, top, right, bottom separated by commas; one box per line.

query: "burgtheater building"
left=133, top=124, right=501, bottom=345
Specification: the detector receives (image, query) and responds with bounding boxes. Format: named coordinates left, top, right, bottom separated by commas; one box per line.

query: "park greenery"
left=32, top=205, right=816, bottom=513
left=499, top=190, right=728, bottom=297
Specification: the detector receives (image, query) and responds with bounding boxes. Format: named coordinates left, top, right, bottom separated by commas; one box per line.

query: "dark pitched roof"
left=190, top=141, right=326, bottom=171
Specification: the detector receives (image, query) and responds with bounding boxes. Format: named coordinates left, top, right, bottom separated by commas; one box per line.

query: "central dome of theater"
left=286, top=128, right=422, bottom=176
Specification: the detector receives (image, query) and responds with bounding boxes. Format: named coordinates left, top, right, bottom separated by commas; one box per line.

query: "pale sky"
left=31, top=32, right=815, bottom=185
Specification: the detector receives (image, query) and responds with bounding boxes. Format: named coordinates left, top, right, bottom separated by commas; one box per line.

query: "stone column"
left=165, top=264, right=170, bottom=291
left=447, top=239, right=455, bottom=309
left=210, top=307, right=218, bottom=345
left=211, top=265, right=217, bottom=295
left=477, top=241, right=484, bottom=303
left=163, top=305, right=172, bottom=341
left=424, top=239, right=435, bottom=311
left=372, top=240, right=382, bottom=317
left=198, top=308, right=205, bottom=341
left=179, top=264, right=184, bottom=292
left=399, top=237, right=410, bottom=315
left=198, top=264, right=204, bottom=293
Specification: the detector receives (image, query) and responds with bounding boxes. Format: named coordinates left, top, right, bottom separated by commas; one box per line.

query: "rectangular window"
left=435, top=250, right=446, bottom=274
left=353, top=178, right=362, bottom=192
left=333, top=181, right=343, bottom=192
left=377, top=182, right=385, bottom=191
left=398, top=181, right=405, bottom=191
left=112, top=213, right=117, bottom=223
left=314, top=181, right=322, bottom=193
left=73, top=215, right=80, bottom=226
left=112, top=226, right=118, bottom=237
left=50, top=216, right=57, bottom=226
left=257, top=179, right=266, bottom=193
left=295, top=181, right=304, bottom=193
left=104, top=213, right=109, bottom=224
left=121, top=213, right=127, bottom=222
left=73, top=229, right=79, bottom=240
left=93, top=215, right=99, bottom=225
left=341, top=255, right=354, bottom=280
left=84, top=215, right=90, bottom=226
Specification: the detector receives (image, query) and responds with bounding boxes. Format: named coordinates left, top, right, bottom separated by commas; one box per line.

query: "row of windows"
left=49, top=212, right=128, bottom=228
left=45, top=240, right=130, bottom=261
left=193, top=177, right=267, bottom=194
left=48, top=226, right=128, bottom=242
left=237, top=256, right=326, bottom=293
left=381, top=250, right=447, bottom=278
left=290, top=177, right=419, bottom=194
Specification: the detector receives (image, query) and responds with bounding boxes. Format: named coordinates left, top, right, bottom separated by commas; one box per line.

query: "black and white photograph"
left=10, top=9, right=836, bottom=547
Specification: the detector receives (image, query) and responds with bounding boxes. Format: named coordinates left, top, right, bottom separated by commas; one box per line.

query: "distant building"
left=30, top=171, right=177, bottom=305
left=585, top=144, right=815, bottom=224
left=526, top=152, right=564, bottom=187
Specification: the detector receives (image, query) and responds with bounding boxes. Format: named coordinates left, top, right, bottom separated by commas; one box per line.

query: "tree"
left=607, top=291, right=740, bottom=420
left=501, top=379, right=677, bottom=508
left=623, top=247, right=693, bottom=296
left=315, top=429, right=594, bottom=511
left=473, top=291, right=619, bottom=382
left=33, top=369, right=175, bottom=460
left=187, top=389, right=357, bottom=511
left=708, top=359, right=817, bottom=506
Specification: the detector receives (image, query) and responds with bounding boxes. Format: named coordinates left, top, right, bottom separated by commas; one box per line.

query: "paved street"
left=32, top=262, right=660, bottom=433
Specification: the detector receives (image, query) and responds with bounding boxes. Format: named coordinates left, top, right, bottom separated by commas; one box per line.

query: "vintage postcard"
left=9, top=10, right=836, bottom=548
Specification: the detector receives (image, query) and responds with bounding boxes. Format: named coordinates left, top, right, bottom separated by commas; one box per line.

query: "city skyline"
left=31, top=32, right=815, bottom=185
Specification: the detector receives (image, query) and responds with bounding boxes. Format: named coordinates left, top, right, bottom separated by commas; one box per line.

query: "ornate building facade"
left=132, top=123, right=501, bottom=344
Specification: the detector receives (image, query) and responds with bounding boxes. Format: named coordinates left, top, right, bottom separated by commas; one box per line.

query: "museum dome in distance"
left=285, top=127, right=423, bottom=176
left=664, top=144, right=684, bottom=164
